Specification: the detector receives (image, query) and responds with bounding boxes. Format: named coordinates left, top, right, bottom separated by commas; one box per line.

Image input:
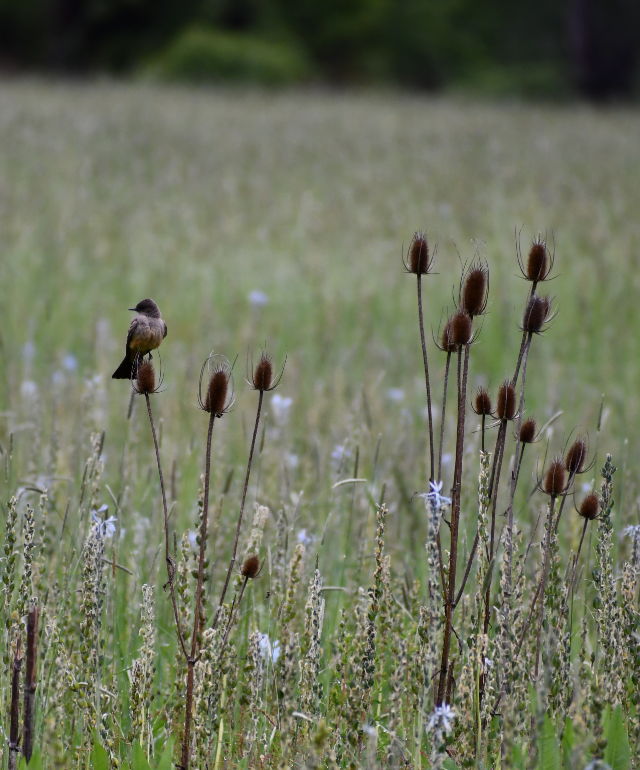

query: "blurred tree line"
left=0, top=0, right=638, bottom=98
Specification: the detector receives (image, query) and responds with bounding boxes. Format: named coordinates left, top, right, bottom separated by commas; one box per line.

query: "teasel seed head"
left=405, top=231, right=434, bottom=275
left=519, top=416, right=538, bottom=444
left=438, top=316, right=458, bottom=353
left=542, top=458, right=567, bottom=497
left=241, top=554, right=261, bottom=579
left=518, top=234, right=554, bottom=283
left=462, top=262, right=489, bottom=317
left=565, top=436, right=588, bottom=477
left=521, top=294, right=553, bottom=334
left=495, top=380, right=517, bottom=421
left=133, top=357, right=163, bottom=396
left=578, top=493, right=600, bottom=521
left=473, top=387, right=492, bottom=416
left=249, top=350, right=286, bottom=392
left=450, top=310, right=473, bottom=346
left=198, top=354, right=235, bottom=416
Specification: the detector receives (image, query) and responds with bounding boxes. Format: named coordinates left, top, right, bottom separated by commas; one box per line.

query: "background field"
left=0, top=81, right=639, bottom=761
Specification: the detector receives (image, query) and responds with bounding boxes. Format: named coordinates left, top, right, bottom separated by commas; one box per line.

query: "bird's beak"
left=128, top=307, right=137, bottom=311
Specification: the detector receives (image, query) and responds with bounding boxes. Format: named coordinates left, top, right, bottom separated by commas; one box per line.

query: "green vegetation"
left=0, top=82, right=639, bottom=767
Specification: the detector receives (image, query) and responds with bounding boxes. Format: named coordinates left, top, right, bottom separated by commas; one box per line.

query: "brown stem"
left=417, top=274, right=435, bottom=483
left=144, top=394, right=188, bottom=661
left=221, top=577, right=249, bottom=650
left=534, top=497, right=557, bottom=680
left=212, top=389, right=264, bottom=630
left=454, top=528, right=480, bottom=608
left=483, top=421, right=507, bottom=638
left=8, top=637, right=22, bottom=770
left=561, top=518, right=589, bottom=617
left=22, top=607, right=38, bottom=764
left=181, top=411, right=217, bottom=770
left=438, top=343, right=470, bottom=704
left=437, top=352, right=452, bottom=483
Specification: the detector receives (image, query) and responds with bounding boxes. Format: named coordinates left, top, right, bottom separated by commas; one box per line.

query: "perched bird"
left=112, top=298, right=167, bottom=380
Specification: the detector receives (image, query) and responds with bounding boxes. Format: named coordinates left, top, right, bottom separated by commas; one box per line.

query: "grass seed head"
left=407, top=231, right=433, bottom=275
left=519, top=417, right=538, bottom=444
left=579, top=493, right=600, bottom=521
left=565, top=437, right=588, bottom=476
left=496, top=380, right=516, bottom=421
left=136, top=361, right=156, bottom=395
left=521, top=294, right=551, bottom=334
left=462, top=265, right=488, bottom=317
left=241, top=554, right=261, bottom=579
left=473, top=387, right=492, bottom=416
left=543, top=458, right=567, bottom=497
left=526, top=237, right=550, bottom=282
left=450, top=310, right=472, bottom=346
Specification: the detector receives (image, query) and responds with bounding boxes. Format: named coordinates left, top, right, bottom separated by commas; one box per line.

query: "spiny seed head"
left=522, top=294, right=551, bottom=334
left=543, top=459, right=567, bottom=497
left=440, top=317, right=458, bottom=353
left=136, top=361, right=156, bottom=395
left=496, top=381, right=516, bottom=421
left=450, top=310, right=473, bottom=346
left=252, top=352, right=274, bottom=391
left=474, top=387, right=492, bottom=416
left=462, top=265, right=488, bottom=317
left=408, top=231, right=432, bottom=275
left=526, top=238, right=549, bottom=282
left=205, top=368, right=230, bottom=416
left=565, top=437, right=588, bottom=476
left=579, top=493, right=600, bottom=521
left=241, top=554, right=261, bottom=579
left=519, top=417, right=538, bottom=444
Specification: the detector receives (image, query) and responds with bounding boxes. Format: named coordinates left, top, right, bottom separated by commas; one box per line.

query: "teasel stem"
left=417, top=274, right=435, bottom=483
left=561, top=517, right=589, bottom=617
left=144, top=394, right=188, bottom=660
left=8, top=637, right=22, bottom=770
left=438, top=342, right=471, bottom=704
left=534, top=495, right=557, bottom=680
left=22, top=606, right=38, bottom=764
left=220, top=575, right=249, bottom=651
left=212, top=390, right=264, bottom=631
left=181, top=411, right=216, bottom=770
left=552, top=477, right=578, bottom=536
left=437, top=351, right=452, bottom=483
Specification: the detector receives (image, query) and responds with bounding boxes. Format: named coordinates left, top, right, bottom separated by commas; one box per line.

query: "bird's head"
left=130, top=298, right=161, bottom=318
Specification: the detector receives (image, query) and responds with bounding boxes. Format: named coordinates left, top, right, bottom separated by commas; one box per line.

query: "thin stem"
left=182, top=411, right=216, bottom=770
left=221, top=577, right=249, bottom=650
left=212, top=390, right=264, bottom=630
left=481, top=414, right=485, bottom=453
left=534, top=497, right=557, bottom=680
left=483, top=421, right=507, bottom=639
left=437, top=352, right=452, bottom=482
left=417, top=274, right=435, bottom=482
left=145, top=394, right=188, bottom=660
left=8, top=637, right=21, bottom=770
left=561, top=518, right=589, bottom=617
left=454, top=528, right=479, bottom=608
left=22, top=607, right=38, bottom=764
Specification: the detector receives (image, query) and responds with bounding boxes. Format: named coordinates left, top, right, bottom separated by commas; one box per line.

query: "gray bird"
left=112, top=298, right=167, bottom=380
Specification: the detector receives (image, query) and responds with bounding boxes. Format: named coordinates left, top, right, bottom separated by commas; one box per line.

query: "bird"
left=112, top=298, right=167, bottom=380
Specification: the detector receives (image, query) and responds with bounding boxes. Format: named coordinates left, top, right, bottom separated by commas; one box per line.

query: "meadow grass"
left=0, top=79, right=639, bottom=768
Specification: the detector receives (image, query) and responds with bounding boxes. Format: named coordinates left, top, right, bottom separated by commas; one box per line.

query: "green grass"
left=0, top=79, right=639, bottom=766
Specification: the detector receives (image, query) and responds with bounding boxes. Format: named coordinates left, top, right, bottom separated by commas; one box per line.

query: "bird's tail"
left=112, top=356, right=133, bottom=380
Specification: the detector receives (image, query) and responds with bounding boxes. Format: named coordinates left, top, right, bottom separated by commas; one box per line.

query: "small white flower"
left=419, top=480, right=452, bottom=509
left=442, top=453, right=452, bottom=466
left=248, top=290, right=268, bottom=307
left=91, top=505, right=116, bottom=539
left=623, top=525, right=640, bottom=537
left=386, top=388, right=405, bottom=402
left=63, top=354, right=77, bottom=371
left=427, top=704, right=456, bottom=734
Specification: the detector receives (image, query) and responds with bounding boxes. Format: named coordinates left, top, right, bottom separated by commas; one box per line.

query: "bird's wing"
left=126, top=316, right=141, bottom=351
left=162, top=320, right=168, bottom=338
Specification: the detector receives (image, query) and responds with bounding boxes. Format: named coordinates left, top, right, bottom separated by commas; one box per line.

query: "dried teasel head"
left=473, top=387, right=492, bottom=416
left=249, top=350, right=286, bottom=392
left=521, top=294, right=553, bottom=334
left=542, top=458, right=567, bottom=497
left=518, top=234, right=553, bottom=283
left=198, top=354, right=234, bottom=416
left=518, top=416, right=538, bottom=444
left=133, top=357, right=163, bottom=396
left=565, top=436, right=589, bottom=477
left=437, top=316, right=458, bottom=353
left=461, top=260, right=489, bottom=318
left=241, top=554, right=261, bottom=579
left=404, top=231, right=435, bottom=275
left=578, top=492, right=600, bottom=521
left=495, top=380, right=517, bottom=421
left=450, top=310, right=473, bottom=347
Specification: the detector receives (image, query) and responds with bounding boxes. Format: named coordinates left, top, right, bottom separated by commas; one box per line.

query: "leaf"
left=91, top=733, right=109, bottom=770
left=443, top=760, right=458, bottom=770
left=27, top=749, right=42, bottom=770
left=604, top=704, right=631, bottom=770
left=132, top=741, right=153, bottom=770
left=562, top=716, right=575, bottom=767
left=17, top=759, right=27, bottom=770
left=156, top=737, right=176, bottom=770
left=511, top=743, right=526, bottom=770
left=537, top=713, right=560, bottom=770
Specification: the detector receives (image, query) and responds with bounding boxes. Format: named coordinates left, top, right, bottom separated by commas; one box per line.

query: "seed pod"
left=462, top=265, right=488, bottom=317
left=526, top=238, right=549, bottom=282
left=407, top=231, right=432, bottom=275
left=473, top=387, right=492, bottom=416
left=496, top=381, right=516, bottom=421
left=136, top=361, right=156, bottom=395
left=565, top=437, right=588, bottom=476
left=578, top=493, right=600, bottom=521
left=543, top=459, right=567, bottom=497
left=252, top=352, right=274, bottom=391
left=241, top=554, right=261, bottom=579
left=205, top=368, right=230, bottom=416
left=450, top=310, right=472, bottom=346
left=519, top=417, right=538, bottom=444
left=440, top=317, right=457, bottom=353
left=521, top=294, right=551, bottom=334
